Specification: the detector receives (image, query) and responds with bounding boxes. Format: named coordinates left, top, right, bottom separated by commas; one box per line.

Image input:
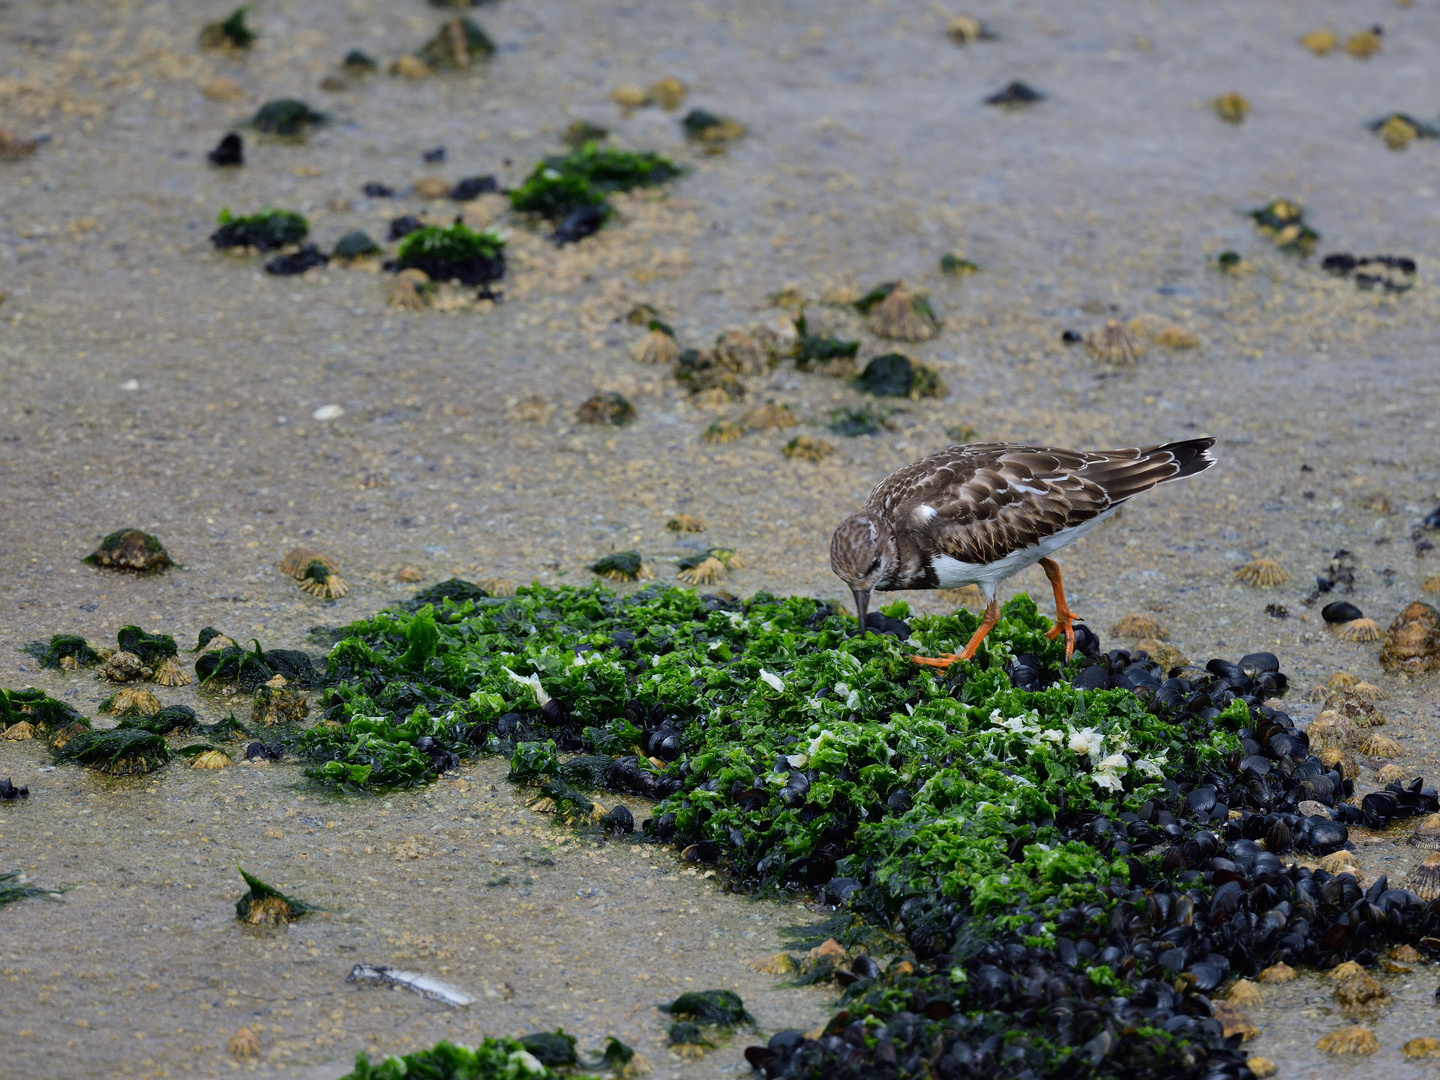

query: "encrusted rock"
left=1380, top=601, right=1440, bottom=674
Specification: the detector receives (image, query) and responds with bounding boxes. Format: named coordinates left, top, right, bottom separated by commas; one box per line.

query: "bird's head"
left=829, top=513, right=897, bottom=634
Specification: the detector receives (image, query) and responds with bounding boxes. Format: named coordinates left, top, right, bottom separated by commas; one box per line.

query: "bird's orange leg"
left=1039, top=557, right=1078, bottom=660
left=911, top=599, right=1000, bottom=669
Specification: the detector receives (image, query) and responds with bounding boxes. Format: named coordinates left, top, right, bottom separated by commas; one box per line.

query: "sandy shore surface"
left=4, top=0, right=1440, bottom=1075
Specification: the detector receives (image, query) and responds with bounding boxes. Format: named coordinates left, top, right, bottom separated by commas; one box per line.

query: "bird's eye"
left=867, top=558, right=882, bottom=574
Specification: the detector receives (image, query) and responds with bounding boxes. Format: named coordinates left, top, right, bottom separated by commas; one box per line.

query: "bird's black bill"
left=852, top=588, right=871, bottom=636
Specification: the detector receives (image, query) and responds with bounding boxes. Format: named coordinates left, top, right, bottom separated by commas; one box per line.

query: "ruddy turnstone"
left=829, top=438, right=1215, bottom=665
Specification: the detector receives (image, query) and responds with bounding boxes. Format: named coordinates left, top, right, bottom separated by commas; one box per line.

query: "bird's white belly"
left=928, top=507, right=1119, bottom=598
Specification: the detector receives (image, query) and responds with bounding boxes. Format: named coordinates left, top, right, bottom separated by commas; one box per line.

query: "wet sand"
left=4, top=0, right=1440, bottom=1074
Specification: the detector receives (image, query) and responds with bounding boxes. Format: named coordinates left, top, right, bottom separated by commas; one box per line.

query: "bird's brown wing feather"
left=864, top=442, right=1205, bottom=564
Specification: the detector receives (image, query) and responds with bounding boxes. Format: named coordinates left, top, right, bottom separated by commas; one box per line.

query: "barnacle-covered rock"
left=1323, top=691, right=1386, bottom=726
left=1257, top=961, right=1297, bottom=984
left=1249, top=199, right=1318, bottom=255
left=1213, top=93, right=1250, bottom=124
left=1110, top=614, right=1168, bottom=639
left=1227, top=979, right=1263, bottom=1007
left=859, top=283, right=938, bottom=342
left=647, top=77, right=686, bottom=110
left=1380, top=601, right=1440, bottom=674
left=577, top=392, right=636, bottom=426
left=391, top=55, right=433, bottom=79
left=590, top=552, right=652, bottom=582
left=1234, top=558, right=1289, bottom=587
left=235, top=867, right=313, bottom=925
left=1404, top=1037, right=1440, bottom=1059
left=85, top=529, right=173, bottom=573
left=101, top=650, right=151, bottom=683
left=419, top=18, right=494, bottom=69
left=1086, top=320, right=1140, bottom=365
left=784, top=436, right=833, bottom=463
left=1345, top=30, right=1381, bottom=58
left=610, top=85, right=648, bottom=107
left=631, top=323, right=679, bottom=365
left=1246, top=1058, right=1277, bottom=1079
left=753, top=953, right=798, bottom=975
left=3, top=721, right=35, bottom=741
left=1308, top=710, right=1360, bottom=750
left=253, top=683, right=310, bottom=726
left=681, top=109, right=745, bottom=142
left=701, top=419, right=745, bottom=445
left=228, top=1027, right=261, bottom=1059
left=1316, top=1025, right=1379, bottom=1054
left=103, top=686, right=161, bottom=717
left=1211, top=1001, right=1259, bottom=1041
left=947, top=15, right=988, bottom=44
left=1135, top=638, right=1187, bottom=671
left=667, top=514, right=707, bottom=533
left=738, top=402, right=796, bottom=431
left=853, top=353, right=945, bottom=399
left=1333, top=968, right=1391, bottom=1012
left=676, top=349, right=745, bottom=399
left=1319, top=850, right=1361, bottom=876
left=1301, top=29, right=1338, bottom=54
left=1153, top=325, right=1200, bottom=348
left=714, top=329, right=769, bottom=374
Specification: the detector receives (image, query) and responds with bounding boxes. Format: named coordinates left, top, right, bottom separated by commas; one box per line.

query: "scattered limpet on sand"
left=1301, top=28, right=1338, bottom=54
left=297, top=560, right=349, bottom=599
left=386, top=268, right=433, bottom=309
left=577, top=392, right=636, bottom=426
left=1086, top=319, right=1140, bottom=365
left=1153, top=325, right=1199, bottom=348
left=701, top=419, right=745, bottom=445
left=666, top=515, right=707, bottom=533
left=1423, top=574, right=1440, bottom=593
left=562, top=120, right=609, bottom=148
left=1380, top=601, right=1440, bottom=674
left=1376, top=764, right=1410, bottom=784
left=152, top=656, right=191, bottom=687
left=677, top=556, right=727, bottom=586
left=1316, top=1025, right=1379, bottom=1054
left=419, top=17, right=495, bottom=68
left=681, top=109, right=745, bottom=142
left=589, top=552, right=652, bottom=582
left=228, top=1027, right=260, bottom=1059
left=0, top=126, right=39, bottom=161
left=947, top=14, right=988, bottom=44
left=737, top=402, right=796, bottom=431
left=631, top=322, right=679, bottom=365
left=391, top=55, right=433, bottom=79
left=507, top=394, right=552, bottom=422
left=1376, top=113, right=1421, bottom=150
left=199, top=6, right=256, bottom=50
left=85, top=528, right=173, bottom=573
left=1320, top=850, right=1361, bottom=875
left=1212, top=93, right=1250, bottom=124
left=1345, top=29, right=1381, bottom=58
left=475, top=577, right=516, bottom=597
left=1234, top=558, right=1289, bottom=587
left=396, top=566, right=424, bottom=583
left=1309, top=712, right=1360, bottom=751
left=280, top=547, right=337, bottom=579
left=601, top=1038, right=651, bottom=1078
left=235, top=867, right=313, bottom=925
left=413, top=176, right=452, bottom=199
left=2, top=721, right=35, bottom=741
left=343, top=49, right=378, bottom=72
left=1410, top=813, right=1440, bottom=845
left=251, top=98, right=327, bottom=137
left=1110, top=613, right=1169, bottom=639
left=104, top=686, right=161, bottom=717
left=1336, top=618, right=1383, bottom=643
left=1404, top=1038, right=1440, bottom=1060
left=610, top=84, right=648, bottom=107
left=1407, top=852, right=1440, bottom=900
left=857, top=282, right=939, bottom=342
left=783, top=435, right=834, bottom=462
left=714, top=329, right=769, bottom=374
left=985, top=81, right=1044, bottom=108
left=753, top=953, right=798, bottom=975
left=1249, top=198, right=1318, bottom=255
left=190, top=749, right=233, bottom=770
left=1392, top=944, right=1424, bottom=963
left=1257, top=961, right=1297, bottom=984
left=1227, top=979, right=1263, bottom=1007
left=1361, top=732, right=1403, bottom=758
left=647, top=77, right=686, bottom=109
left=1246, top=1058, right=1277, bottom=1080
left=1320, top=746, right=1358, bottom=778
left=668, top=1022, right=713, bottom=1058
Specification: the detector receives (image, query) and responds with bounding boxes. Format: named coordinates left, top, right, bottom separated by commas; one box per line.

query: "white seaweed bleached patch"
left=346, top=964, right=474, bottom=1006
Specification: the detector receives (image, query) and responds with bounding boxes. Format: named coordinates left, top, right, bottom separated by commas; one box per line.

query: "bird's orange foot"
left=1045, top=613, right=1078, bottom=660
left=910, top=653, right=964, bottom=669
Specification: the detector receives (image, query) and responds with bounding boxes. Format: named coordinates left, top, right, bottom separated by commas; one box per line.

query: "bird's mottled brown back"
left=864, top=440, right=1213, bottom=565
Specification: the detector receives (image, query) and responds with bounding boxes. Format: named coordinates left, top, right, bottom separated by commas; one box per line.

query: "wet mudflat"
left=4, top=0, right=1440, bottom=1076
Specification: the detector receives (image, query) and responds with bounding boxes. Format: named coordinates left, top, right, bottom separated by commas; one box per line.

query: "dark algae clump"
left=510, top=142, right=683, bottom=223
left=84, top=528, right=173, bottom=573
left=418, top=17, right=495, bottom=69
left=0, top=870, right=69, bottom=910
left=211, top=208, right=309, bottom=251
left=208, top=132, right=243, bottom=166
left=273, top=580, right=1440, bottom=1080
left=339, top=1036, right=606, bottom=1079
left=394, top=222, right=506, bottom=285
left=55, top=728, right=170, bottom=775
left=1249, top=198, right=1319, bottom=255
left=250, top=99, right=327, bottom=137
left=199, top=6, right=256, bottom=50
left=235, top=866, right=314, bottom=925
left=22, top=634, right=100, bottom=670
left=661, top=989, right=755, bottom=1030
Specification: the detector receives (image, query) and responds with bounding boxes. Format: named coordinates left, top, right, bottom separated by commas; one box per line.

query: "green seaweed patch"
left=235, top=866, right=315, bottom=924
left=0, top=869, right=71, bottom=910
left=395, top=222, right=506, bottom=286
left=333, top=230, right=382, bottom=260
left=200, top=6, right=256, bottom=49
left=853, top=353, right=945, bottom=400
left=196, top=640, right=318, bottom=691
left=589, top=552, right=646, bottom=581
left=939, top=254, right=979, bottom=276
left=853, top=282, right=937, bottom=324
left=118, top=705, right=202, bottom=736
left=211, top=208, right=309, bottom=251
left=0, top=687, right=89, bottom=734
left=340, top=1036, right=599, bottom=1079
left=667, top=1022, right=713, bottom=1049
left=117, top=625, right=178, bottom=667
left=792, top=312, right=858, bottom=371
left=510, top=142, right=683, bottom=220
left=1248, top=198, right=1318, bottom=255
left=681, top=109, right=745, bottom=142
left=563, top=120, right=610, bottom=148
left=251, top=99, right=328, bottom=137
left=661, top=989, right=755, bottom=1030
left=22, top=634, right=100, bottom=670
left=829, top=406, right=890, bottom=437
left=519, top=1030, right=576, bottom=1067
left=55, top=728, right=171, bottom=775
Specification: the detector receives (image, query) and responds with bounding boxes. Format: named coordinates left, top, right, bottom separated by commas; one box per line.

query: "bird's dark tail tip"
left=1156, top=436, right=1216, bottom=479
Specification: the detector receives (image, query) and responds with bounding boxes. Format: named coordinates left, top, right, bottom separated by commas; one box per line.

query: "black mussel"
left=245, top=741, right=283, bottom=761
left=887, top=788, right=913, bottom=813
left=601, top=805, right=634, bottom=833
left=1188, top=786, right=1218, bottom=814
left=495, top=711, right=522, bottom=736
left=851, top=954, right=881, bottom=980
left=208, top=132, right=243, bottom=166
left=0, top=778, right=28, bottom=800
left=970, top=965, right=1015, bottom=1007
left=388, top=214, right=423, bottom=240
left=1240, top=754, right=1271, bottom=776
left=541, top=698, right=573, bottom=726
left=1239, top=651, right=1279, bottom=675
left=1073, top=666, right=1110, bottom=690
left=1322, top=600, right=1364, bottom=623
left=1206, top=658, right=1244, bottom=682
left=1305, top=817, right=1350, bottom=854
left=1071, top=623, right=1100, bottom=657
left=362, top=181, right=396, bottom=198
